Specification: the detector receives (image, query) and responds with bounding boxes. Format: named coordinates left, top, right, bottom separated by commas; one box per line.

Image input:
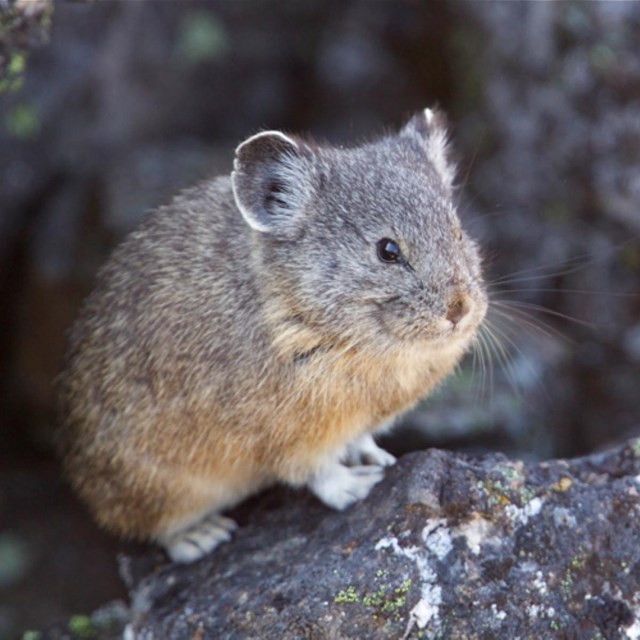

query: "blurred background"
left=1, top=0, right=639, bottom=637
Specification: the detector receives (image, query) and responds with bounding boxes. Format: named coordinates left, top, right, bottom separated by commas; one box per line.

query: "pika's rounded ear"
left=231, top=131, right=313, bottom=236
left=401, top=107, right=455, bottom=189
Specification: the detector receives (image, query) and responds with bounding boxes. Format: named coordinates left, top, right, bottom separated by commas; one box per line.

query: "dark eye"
left=376, top=238, right=401, bottom=263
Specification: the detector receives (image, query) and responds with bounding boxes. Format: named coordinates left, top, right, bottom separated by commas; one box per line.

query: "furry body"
left=59, top=110, right=487, bottom=562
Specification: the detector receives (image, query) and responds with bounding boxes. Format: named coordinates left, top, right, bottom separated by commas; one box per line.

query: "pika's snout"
left=446, top=292, right=471, bottom=326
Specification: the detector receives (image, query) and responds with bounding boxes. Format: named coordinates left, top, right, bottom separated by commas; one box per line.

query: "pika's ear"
left=231, top=131, right=313, bottom=236
left=401, top=107, right=455, bottom=189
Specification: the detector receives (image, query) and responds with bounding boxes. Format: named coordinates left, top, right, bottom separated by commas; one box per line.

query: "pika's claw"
left=345, top=433, right=397, bottom=467
left=307, top=461, right=385, bottom=511
left=160, top=513, right=238, bottom=563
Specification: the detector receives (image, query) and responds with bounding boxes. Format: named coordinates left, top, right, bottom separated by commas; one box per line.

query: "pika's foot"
left=159, top=513, right=238, bottom=564
left=345, top=433, right=397, bottom=468
left=307, top=461, right=385, bottom=511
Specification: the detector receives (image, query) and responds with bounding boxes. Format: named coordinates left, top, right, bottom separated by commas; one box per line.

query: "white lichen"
left=452, top=513, right=497, bottom=555
left=627, top=618, right=640, bottom=640
left=532, top=570, right=548, bottom=595
left=491, top=603, right=507, bottom=621
left=505, top=496, right=544, bottom=526
left=625, top=604, right=640, bottom=639
left=376, top=524, right=444, bottom=632
left=422, top=519, right=453, bottom=560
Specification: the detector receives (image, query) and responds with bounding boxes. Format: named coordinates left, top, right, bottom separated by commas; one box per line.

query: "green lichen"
left=21, top=632, right=42, bottom=640
left=362, top=584, right=387, bottom=608
left=631, top=437, right=640, bottom=458
left=517, top=486, right=537, bottom=506
left=379, top=582, right=411, bottom=616
left=335, top=576, right=412, bottom=623
left=495, top=463, right=523, bottom=484
left=561, top=574, right=574, bottom=599
left=334, top=585, right=359, bottom=604
left=481, top=479, right=511, bottom=507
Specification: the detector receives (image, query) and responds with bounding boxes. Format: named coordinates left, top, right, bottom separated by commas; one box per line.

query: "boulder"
left=41, top=437, right=640, bottom=639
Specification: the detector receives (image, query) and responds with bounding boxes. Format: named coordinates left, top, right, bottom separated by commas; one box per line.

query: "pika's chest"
left=308, top=344, right=456, bottom=426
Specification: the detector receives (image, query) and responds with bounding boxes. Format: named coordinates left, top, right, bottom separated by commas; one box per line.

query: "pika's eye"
left=376, top=238, right=401, bottom=263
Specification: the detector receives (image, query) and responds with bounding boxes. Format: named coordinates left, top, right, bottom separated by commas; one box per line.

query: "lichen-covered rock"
left=97, top=438, right=640, bottom=640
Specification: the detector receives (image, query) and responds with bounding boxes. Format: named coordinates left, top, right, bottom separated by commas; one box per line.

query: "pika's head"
left=231, top=109, right=487, bottom=355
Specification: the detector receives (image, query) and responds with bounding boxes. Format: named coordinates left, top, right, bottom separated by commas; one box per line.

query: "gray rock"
left=87, top=437, right=640, bottom=640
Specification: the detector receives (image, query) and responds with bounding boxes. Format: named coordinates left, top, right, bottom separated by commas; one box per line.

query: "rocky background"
left=1, top=1, right=638, bottom=638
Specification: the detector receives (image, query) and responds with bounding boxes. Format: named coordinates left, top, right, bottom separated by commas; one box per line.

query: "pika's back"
left=59, top=177, right=266, bottom=448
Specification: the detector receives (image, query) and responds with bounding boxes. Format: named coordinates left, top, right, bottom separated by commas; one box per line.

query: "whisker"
left=489, top=306, right=572, bottom=347
left=484, top=317, right=548, bottom=401
left=489, top=260, right=593, bottom=287
left=491, top=299, right=594, bottom=331
left=469, top=332, right=484, bottom=405
left=489, top=287, right=637, bottom=298
left=476, top=326, right=494, bottom=403
left=488, top=234, right=640, bottom=287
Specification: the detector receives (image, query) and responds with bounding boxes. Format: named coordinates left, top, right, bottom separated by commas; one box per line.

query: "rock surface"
left=40, top=437, right=640, bottom=639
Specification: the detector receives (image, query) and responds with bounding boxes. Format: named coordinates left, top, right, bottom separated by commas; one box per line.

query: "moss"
left=21, top=632, right=42, bottom=640
left=543, top=201, right=573, bottom=225
left=5, top=102, right=40, bottom=139
left=590, top=43, right=617, bottom=71
left=68, top=615, right=96, bottom=638
left=175, top=11, right=228, bottom=64
left=0, top=532, right=31, bottom=587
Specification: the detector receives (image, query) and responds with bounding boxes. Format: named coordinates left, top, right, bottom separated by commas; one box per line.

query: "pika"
left=58, top=109, right=487, bottom=563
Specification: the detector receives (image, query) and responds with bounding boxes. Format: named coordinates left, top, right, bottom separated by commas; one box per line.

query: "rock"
left=46, top=437, right=640, bottom=640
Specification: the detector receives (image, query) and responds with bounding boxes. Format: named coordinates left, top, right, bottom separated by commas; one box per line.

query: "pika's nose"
left=446, top=293, right=471, bottom=326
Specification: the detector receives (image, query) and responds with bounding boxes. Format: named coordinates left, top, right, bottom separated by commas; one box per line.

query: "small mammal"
left=58, top=109, right=487, bottom=563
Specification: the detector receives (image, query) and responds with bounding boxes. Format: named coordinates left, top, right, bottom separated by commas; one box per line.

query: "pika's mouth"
left=373, top=291, right=487, bottom=345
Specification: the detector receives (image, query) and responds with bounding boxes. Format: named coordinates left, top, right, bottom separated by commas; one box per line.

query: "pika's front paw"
left=307, top=462, right=385, bottom=511
left=345, top=433, right=397, bottom=468
left=159, top=514, right=238, bottom=564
